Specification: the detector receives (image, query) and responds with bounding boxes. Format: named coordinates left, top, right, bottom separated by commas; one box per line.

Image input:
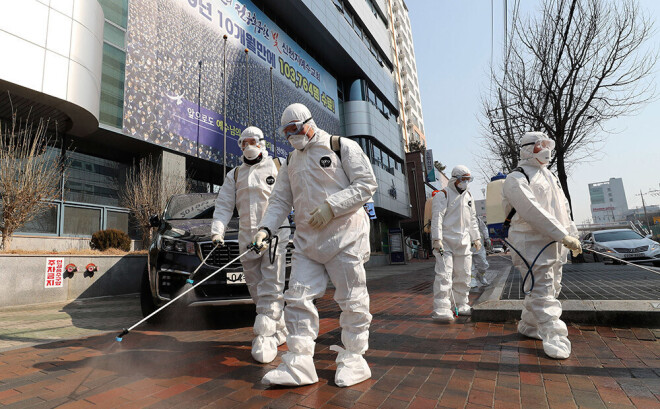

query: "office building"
left=386, top=0, right=426, bottom=150
left=0, top=0, right=410, bottom=256
left=588, top=178, right=629, bottom=223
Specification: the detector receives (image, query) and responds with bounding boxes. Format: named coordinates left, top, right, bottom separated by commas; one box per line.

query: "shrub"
left=90, top=229, right=131, bottom=252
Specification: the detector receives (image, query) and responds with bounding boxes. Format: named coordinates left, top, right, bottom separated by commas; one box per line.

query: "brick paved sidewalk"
left=1, top=260, right=659, bottom=408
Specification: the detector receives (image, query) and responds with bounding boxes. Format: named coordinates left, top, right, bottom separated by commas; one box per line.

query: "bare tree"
left=120, top=156, right=188, bottom=249
left=481, top=0, right=656, bottom=210
left=0, top=113, right=65, bottom=250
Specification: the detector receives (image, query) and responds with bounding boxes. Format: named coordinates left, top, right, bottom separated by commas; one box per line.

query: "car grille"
left=199, top=242, right=243, bottom=269
left=613, top=246, right=648, bottom=253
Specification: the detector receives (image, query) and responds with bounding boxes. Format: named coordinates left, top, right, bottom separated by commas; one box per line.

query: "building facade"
left=588, top=178, right=629, bottom=224
left=0, top=0, right=410, bottom=254
left=386, top=0, right=425, bottom=151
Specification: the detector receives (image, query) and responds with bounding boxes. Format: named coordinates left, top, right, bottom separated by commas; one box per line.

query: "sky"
left=407, top=0, right=660, bottom=223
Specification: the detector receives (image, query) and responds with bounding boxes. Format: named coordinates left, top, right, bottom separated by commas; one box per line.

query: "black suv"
left=141, top=193, right=292, bottom=318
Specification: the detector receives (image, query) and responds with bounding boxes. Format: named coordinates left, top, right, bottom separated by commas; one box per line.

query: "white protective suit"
left=470, top=217, right=490, bottom=287
left=430, top=166, right=480, bottom=321
left=502, top=131, right=578, bottom=359
left=211, top=127, right=289, bottom=364
left=258, top=103, right=377, bottom=387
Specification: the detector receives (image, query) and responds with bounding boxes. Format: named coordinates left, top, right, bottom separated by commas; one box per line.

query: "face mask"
left=288, top=127, right=311, bottom=150
left=457, top=181, right=469, bottom=190
left=243, top=145, right=261, bottom=160
left=534, top=148, right=552, bottom=166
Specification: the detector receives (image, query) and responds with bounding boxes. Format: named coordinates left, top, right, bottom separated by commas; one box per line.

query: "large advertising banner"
left=123, top=0, right=340, bottom=167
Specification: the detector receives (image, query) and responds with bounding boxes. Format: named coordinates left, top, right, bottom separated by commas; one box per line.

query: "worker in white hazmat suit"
left=470, top=217, right=490, bottom=288
left=502, top=131, right=581, bottom=359
left=211, top=126, right=289, bottom=364
left=253, top=103, right=377, bottom=387
left=430, top=165, right=481, bottom=321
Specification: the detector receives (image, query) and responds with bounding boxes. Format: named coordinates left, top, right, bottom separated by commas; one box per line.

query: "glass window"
left=372, top=145, right=381, bottom=166
left=97, top=0, right=128, bottom=28
left=100, top=43, right=125, bottom=129
left=366, top=87, right=376, bottom=105
left=103, top=23, right=125, bottom=49
left=349, top=79, right=365, bottom=101
left=14, top=205, right=58, bottom=235
left=332, top=0, right=343, bottom=12
left=64, top=151, right=126, bottom=206
left=63, top=206, right=101, bottom=236
left=107, top=210, right=129, bottom=233
left=344, top=9, right=353, bottom=27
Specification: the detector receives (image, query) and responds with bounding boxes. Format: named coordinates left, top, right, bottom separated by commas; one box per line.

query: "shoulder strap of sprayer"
left=286, top=135, right=342, bottom=165
left=503, top=167, right=530, bottom=229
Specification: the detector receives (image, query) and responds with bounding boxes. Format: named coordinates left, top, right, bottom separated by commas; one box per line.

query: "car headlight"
left=650, top=243, right=660, bottom=251
left=160, top=237, right=195, bottom=255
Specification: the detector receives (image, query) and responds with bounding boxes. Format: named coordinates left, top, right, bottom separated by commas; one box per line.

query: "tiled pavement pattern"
left=502, top=262, right=660, bottom=300
left=0, top=259, right=658, bottom=408
left=0, top=296, right=143, bottom=352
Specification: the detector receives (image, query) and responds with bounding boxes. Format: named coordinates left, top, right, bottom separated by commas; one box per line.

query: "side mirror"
left=149, top=214, right=161, bottom=228
left=645, top=234, right=652, bottom=239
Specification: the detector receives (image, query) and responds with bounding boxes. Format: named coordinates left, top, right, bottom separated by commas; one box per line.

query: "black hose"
left=269, top=234, right=279, bottom=264
left=501, top=236, right=556, bottom=295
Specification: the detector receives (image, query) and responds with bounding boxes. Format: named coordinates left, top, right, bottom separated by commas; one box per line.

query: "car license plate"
left=622, top=252, right=644, bottom=258
left=226, top=272, right=246, bottom=284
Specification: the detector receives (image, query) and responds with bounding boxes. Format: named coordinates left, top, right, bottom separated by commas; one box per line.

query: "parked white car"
left=581, top=229, right=660, bottom=266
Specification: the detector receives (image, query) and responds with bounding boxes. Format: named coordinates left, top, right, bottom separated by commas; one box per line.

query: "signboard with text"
left=123, top=0, right=340, bottom=166
left=44, top=258, right=64, bottom=288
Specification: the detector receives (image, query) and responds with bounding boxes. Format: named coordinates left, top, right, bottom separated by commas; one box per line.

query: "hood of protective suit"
left=449, top=165, right=472, bottom=188
left=519, top=131, right=553, bottom=167
left=280, top=103, right=317, bottom=130
left=239, top=126, right=269, bottom=163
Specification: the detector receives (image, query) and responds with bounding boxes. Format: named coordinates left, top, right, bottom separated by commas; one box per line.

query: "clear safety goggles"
left=522, top=139, right=555, bottom=151
left=456, top=175, right=474, bottom=183
left=239, top=137, right=261, bottom=149
left=278, top=117, right=312, bottom=139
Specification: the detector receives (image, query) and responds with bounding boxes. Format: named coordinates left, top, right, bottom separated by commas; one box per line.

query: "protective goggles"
left=239, top=137, right=261, bottom=149
left=522, top=139, right=555, bottom=151
left=278, top=117, right=312, bottom=139
left=456, top=175, right=474, bottom=182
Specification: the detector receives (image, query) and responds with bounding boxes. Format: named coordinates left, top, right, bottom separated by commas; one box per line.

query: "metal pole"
left=640, top=189, right=651, bottom=229
left=270, top=66, right=277, bottom=157
left=196, top=60, right=202, bottom=158
left=222, top=35, right=228, bottom=178
left=411, top=167, right=424, bottom=256
left=244, top=48, right=251, bottom=126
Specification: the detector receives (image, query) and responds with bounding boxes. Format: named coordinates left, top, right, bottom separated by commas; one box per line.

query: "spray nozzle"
left=116, top=328, right=129, bottom=342
left=248, top=243, right=261, bottom=254
left=186, top=278, right=194, bottom=285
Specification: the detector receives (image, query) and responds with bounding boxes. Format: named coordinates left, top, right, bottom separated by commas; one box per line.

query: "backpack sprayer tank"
left=486, top=172, right=507, bottom=239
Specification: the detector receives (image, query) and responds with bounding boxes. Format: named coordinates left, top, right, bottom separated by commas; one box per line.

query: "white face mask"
left=457, top=180, right=469, bottom=190
left=534, top=148, right=552, bottom=166
left=243, top=145, right=261, bottom=160
left=288, top=128, right=311, bottom=150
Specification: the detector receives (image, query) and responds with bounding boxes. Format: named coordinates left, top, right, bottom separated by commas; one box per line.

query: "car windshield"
left=594, top=230, right=643, bottom=243
left=164, top=194, right=216, bottom=220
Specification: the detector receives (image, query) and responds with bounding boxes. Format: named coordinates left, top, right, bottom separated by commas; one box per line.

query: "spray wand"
left=115, top=242, right=263, bottom=342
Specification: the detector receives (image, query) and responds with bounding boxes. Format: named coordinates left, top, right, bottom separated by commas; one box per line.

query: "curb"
left=473, top=266, right=660, bottom=327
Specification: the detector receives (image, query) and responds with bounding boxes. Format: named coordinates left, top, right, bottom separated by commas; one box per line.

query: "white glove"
left=309, top=202, right=334, bottom=229
left=473, top=240, right=482, bottom=252
left=433, top=239, right=444, bottom=255
left=212, top=234, right=224, bottom=246
left=562, top=235, right=582, bottom=257
left=253, top=230, right=269, bottom=251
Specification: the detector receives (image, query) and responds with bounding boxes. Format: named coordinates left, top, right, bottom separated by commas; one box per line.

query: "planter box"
left=0, top=254, right=147, bottom=308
